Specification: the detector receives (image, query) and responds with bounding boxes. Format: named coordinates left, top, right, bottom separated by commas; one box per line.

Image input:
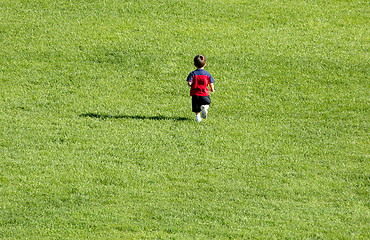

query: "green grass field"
left=1, top=0, right=369, bottom=239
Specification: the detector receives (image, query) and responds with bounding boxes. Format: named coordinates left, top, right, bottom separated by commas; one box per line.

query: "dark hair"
left=194, top=55, right=206, bottom=68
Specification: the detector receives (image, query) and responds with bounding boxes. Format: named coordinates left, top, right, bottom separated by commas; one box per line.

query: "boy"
left=186, top=55, right=215, bottom=122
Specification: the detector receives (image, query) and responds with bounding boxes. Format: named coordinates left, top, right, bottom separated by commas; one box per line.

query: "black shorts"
left=192, top=95, right=211, bottom=112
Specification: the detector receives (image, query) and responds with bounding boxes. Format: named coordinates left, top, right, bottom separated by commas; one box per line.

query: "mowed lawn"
left=0, top=0, right=369, bottom=239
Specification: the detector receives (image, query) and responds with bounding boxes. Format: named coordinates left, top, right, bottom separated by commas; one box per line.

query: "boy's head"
left=194, top=55, right=206, bottom=68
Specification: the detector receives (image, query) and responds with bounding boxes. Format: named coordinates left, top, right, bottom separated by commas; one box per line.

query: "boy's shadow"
left=80, top=113, right=190, bottom=121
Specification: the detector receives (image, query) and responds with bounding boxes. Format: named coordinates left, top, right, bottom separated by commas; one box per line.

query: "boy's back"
left=187, top=68, right=214, bottom=97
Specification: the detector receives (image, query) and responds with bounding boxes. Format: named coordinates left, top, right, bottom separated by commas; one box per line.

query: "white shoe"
left=196, top=115, right=202, bottom=122
left=201, top=105, right=208, bottom=119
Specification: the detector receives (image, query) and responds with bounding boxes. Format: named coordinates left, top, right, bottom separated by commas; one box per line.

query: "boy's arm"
left=209, top=83, right=215, bottom=92
left=187, top=73, right=193, bottom=86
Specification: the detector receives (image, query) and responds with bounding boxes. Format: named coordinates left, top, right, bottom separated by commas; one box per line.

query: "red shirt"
left=186, top=69, right=215, bottom=96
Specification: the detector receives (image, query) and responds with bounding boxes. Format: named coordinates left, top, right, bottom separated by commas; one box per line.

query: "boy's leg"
left=195, top=112, right=202, bottom=122
left=201, top=105, right=209, bottom=119
left=200, top=95, right=211, bottom=119
left=192, top=96, right=203, bottom=122
left=193, top=96, right=211, bottom=122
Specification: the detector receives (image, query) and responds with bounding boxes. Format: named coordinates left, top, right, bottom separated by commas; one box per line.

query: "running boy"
left=186, top=55, right=215, bottom=122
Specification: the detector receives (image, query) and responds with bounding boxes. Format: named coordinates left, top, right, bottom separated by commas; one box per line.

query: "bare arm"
left=209, top=83, right=215, bottom=93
